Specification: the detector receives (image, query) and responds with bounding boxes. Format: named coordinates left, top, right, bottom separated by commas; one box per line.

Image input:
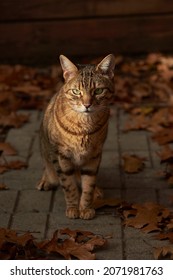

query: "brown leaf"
left=0, top=166, right=9, bottom=174
left=133, top=83, right=151, bottom=100
left=154, top=246, right=173, bottom=260
left=0, top=112, right=29, bottom=128
left=93, top=197, right=122, bottom=209
left=61, top=239, right=96, bottom=260
left=0, top=183, right=8, bottom=190
left=124, top=202, right=170, bottom=233
left=0, top=142, right=17, bottom=156
left=59, top=228, right=94, bottom=240
left=167, top=220, right=173, bottom=230
left=8, top=160, right=28, bottom=170
left=122, top=154, right=146, bottom=173
left=0, top=227, right=106, bottom=260
left=0, top=228, right=36, bottom=260
left=152, top=128, right=173, bottom=145
left=0, top=160, right=27, bottom=174
left=123, top=208, right=137, bottom=219
left=167, top=176, right=173, bottom=185
left=124, top=114, right=149, bottom=132
left=157, top=145, right=173, bottom=164
left=155, top=232, right=173, bottom=243
left=38, top=228, right=106, bottom=260
left=13, top=84, right=41, bottom=94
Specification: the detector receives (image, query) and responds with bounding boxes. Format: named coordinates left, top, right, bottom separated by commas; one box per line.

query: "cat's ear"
left=96, top=54, right=115, bottom=79
left=59, top=55, right=78, bottom=81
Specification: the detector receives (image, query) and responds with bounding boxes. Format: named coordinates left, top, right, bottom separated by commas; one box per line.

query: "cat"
left=36, top=54, right=115, bottom=219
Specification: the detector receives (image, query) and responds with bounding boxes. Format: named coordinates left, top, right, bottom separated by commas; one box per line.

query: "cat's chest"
left=60, top=135, right=97, bottom=165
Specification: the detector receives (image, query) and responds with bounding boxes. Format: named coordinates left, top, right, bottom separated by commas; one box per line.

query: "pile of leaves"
left=0, top=227, right=106, bottom=260
left=112, top=54, right=173, bottom=182
left=114, top=53, right=173, bottom=105
left=93, top=198, right=173, bottom=259
left=0, top=64, right=59, bottom=113
left=0, top=64, right=62, bottom=179
left=1, top=54, right=173, bottom=177
left=0, top=64, right=63, bottom=141
left=1, top=54, right=173, bottom=259
left=1, top=199, right=173, bottom=259
left=123, top=202, right=173, bottom=259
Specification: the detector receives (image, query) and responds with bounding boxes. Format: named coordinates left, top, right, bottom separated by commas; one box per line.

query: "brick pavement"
left=0, top=106, right=172, bottom=259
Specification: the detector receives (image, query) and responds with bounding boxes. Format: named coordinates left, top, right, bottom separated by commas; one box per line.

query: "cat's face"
left=60, top=55, right=115, bottom=114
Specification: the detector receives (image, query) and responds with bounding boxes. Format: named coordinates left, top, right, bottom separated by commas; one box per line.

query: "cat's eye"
left=72, top=89, right=81, bottom=95
left=94, top=88, right=104, bottom=95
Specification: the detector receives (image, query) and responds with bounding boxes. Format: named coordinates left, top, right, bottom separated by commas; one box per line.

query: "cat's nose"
left=84, top=104, right=91, bottom=109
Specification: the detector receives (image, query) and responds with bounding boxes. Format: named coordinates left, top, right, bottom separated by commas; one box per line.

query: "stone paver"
left=0, top=107, right=172, bottom=259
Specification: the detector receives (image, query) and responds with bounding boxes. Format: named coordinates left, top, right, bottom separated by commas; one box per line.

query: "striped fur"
left=37, top=54, right=115, bottom=219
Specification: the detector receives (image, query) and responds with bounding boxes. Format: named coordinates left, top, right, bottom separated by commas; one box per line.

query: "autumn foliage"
left=1, top=53, right=173, bottom=259
left=0, top=227, right=106, bottom=260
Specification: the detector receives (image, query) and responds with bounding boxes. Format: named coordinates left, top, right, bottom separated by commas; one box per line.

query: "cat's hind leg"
left=36, top=160, right=59, bottom=191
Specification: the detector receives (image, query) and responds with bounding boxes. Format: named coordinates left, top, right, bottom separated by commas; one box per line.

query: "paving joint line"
left=26, top=134, right=37, bottom=165
left=7, top=190, right=21, bottom=229
left=146, top=132, right=154, bottom=168
left=43, top=190, right=56, bottom=239
left=116, top=108, right=127, bottom=260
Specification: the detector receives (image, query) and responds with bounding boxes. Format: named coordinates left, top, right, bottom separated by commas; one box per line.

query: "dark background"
left=0, top=0, right=173, bottom=65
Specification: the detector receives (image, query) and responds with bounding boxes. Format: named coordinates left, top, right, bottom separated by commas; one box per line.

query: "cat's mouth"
left=84, top=108, right=92, bottom=113
left=73, top=105, right=95, bottom=114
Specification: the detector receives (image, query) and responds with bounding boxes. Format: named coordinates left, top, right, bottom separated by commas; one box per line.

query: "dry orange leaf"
left=122, top=154, right=146, bottom=173
left=93, top=197, right=122, bottom=209
left=124, top=114, right=149, bottom=132
left=124, top=202, right=170, bottom=233
left=155, top=232, right=173, bottom=243
left=0, top=227, right=106, bottom=260
left=154, top=246, right=173, bottom=260
left=0, top=166, right=9, bottom=174
left=8, top=160, right=28, bottom=170
left=157, top=145, right=173, bottom=163
left=0, top=160, right=27, bottom=174
left=152, top=128, right=173, bottom=145
left=0, top=112, right=29, bottom=128
left=0, top=183, right=8, bottom=190
left=0, top=142, right=17, bottom=156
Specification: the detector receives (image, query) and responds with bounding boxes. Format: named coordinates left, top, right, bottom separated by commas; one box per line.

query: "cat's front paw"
left=80, top=208, right=95, bottom=220
left=66, top=207, right=79, bottom=219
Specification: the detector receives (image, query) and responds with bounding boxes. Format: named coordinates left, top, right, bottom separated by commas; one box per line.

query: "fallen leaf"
left=155, top=232, right=173, bottom=243
left=0, top=142, right=17, bottom=156
left=0, top=183, right=8, bottom=190
left=124, top=114, right=149, bottom=132
left=152, top=128, right=173, bottom=145
left=167, top=176, right=173, bottom=186
left=0, top=160, right=27, bottom=174
left=122, top=154, right=146, bottom=173
left=93, top=198, right=122, bottom=209
left=157, top=145, right=173, bottom=164
left=37, top=228, right=107, bottom=260
left=0, top=166, right=9, bottom=174
left=123, top=202, right=170, bottom=233
left=167, top=220, right=173, bottom=230
left=0, top=112, right=29, bottom=128
left=0, top=227, right=106, bottom=260
left=154, top=246, right=173, bottom=260
left=8, top=160, right=28, bottom=170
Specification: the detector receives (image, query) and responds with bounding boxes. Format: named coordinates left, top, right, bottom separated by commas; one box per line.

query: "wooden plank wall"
left=0, top=0, right=173, bottom=64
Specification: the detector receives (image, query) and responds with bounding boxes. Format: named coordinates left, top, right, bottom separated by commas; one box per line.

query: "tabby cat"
left=37, top=54, right=115, bottom=219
